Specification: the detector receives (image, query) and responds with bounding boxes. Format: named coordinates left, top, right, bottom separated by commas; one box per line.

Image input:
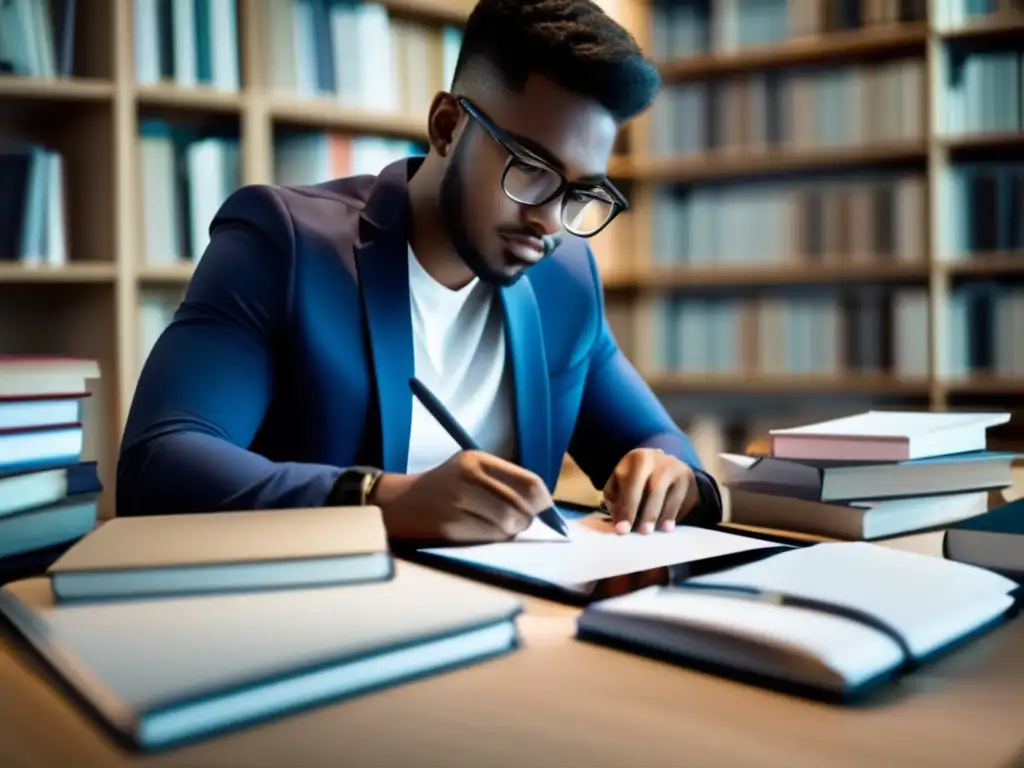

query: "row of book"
left=138, top=121, right=240, bottom=265
left=648, top=172, right=926, bottom=267
left=0, top=143, right=68, bottom=266
left=939, top=163, right=1024, bottom=259
left=648, top=0, right=927, bottom=60
left=133, top=0, right=240, bottom=91
left=138, top=122, right=421, bottom=265
left=648, top=58, right=926, bottom=156
left=934, top=0, right=1024, bottom=29
left=262, top=0, right=462, bottom=116
left=939, top=48, right=1024, bottom=137
left=617, top=285, right=1024, bottom=380
left=0, top=0, right=76, bottom=78
left=0, top=356, right=101, bottom=577
left=641, top=288, right=930, bottom=379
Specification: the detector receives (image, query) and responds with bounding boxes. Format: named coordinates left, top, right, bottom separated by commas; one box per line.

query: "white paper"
left=424, top=513, right=784, bottom=584
left=769, top=410, right=1010, bottom=438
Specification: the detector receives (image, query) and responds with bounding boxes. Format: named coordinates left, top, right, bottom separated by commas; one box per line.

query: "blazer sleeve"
left=566, top=248, right=723, bottom=526
left=116, top=185, right=347, bottom=516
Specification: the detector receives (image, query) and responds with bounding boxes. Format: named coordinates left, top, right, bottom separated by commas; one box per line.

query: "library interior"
left=1, top=0, right=1024, bottom=765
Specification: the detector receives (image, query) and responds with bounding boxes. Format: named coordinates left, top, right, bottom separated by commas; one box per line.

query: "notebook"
left=47, top=506, right=393, bottom=601
left=576, top=541, right=1020, bottom=699
left=0, top=562, right=522, bottom=750
left=768, top=411, right=1010, bottom=462
left=402, top=512, right=789, bottom=604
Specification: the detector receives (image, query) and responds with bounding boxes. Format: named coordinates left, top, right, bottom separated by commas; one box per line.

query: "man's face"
left=436, top=74, right=620, bottom=286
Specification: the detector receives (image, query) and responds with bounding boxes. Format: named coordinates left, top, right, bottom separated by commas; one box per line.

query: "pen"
left=409, top=376, right=569, bottom=539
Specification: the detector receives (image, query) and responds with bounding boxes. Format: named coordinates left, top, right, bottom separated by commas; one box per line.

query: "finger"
left=659, top=467, right=699, bottom=531
left=464, top=472, right=535, bottom=534
left=635, top=465, right=672, bottom=534
left=608, top=452, right=654, bottom=534
left=477, top=454, right=553, bottom=513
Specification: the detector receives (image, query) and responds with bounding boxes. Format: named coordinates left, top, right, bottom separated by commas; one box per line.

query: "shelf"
left=944, top=377, right=1024, bottom=396
left=658, top=23, right=928, bottom=81
left=267, top=97, right=427, bottom=139
left=0, top=75, right=114, bottom=101
left=137, top=263, right=196, bottom=283
left=942, top=132, right=1024, bottom=158
left=646, top=372, right=931, bottom=395
left=135, top=84, right=245, bottom=114
left=943, top=253, right=1024, bottom=277
left=938, top=16, right=1024, bottom=42
left=380, top=0, right=473, bottom=24
left=0, top=263, right=117, bottom=283
left=628, top=141, right=928, bottom=183
left=602, top=262, right=931, bottom=289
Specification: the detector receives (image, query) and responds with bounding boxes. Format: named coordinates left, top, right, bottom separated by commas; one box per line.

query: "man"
left=117, top=0, right=723, bottom=541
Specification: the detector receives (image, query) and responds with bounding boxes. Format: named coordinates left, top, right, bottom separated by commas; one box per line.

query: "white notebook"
left=769, top=411, right=1010, bottom=462
left=47, top=506, right=393, bottom=601
left=577, top=542, right=1019, bottom=697
left=0, top=562, right=522, bottom=750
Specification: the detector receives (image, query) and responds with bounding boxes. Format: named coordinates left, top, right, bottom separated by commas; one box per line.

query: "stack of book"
left=0, top=506, right=523, bottom=751
left=0, top=356, right=103, bottom=573
left=719, top=410, right=1016, bottom=541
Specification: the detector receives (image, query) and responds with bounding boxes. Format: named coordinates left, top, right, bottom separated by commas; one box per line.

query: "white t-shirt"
left=405, top=247, right=517, bottom=475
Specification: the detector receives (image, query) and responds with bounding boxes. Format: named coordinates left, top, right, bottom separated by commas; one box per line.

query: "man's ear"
left=426, top=92, right=462, bottom=157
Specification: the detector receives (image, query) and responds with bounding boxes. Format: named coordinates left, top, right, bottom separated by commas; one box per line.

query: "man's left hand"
left=602, top=448, right=700, bottom=535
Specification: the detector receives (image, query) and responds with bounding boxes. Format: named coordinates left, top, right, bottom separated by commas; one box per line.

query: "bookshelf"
left=1, top=0, right=1022, bottom=518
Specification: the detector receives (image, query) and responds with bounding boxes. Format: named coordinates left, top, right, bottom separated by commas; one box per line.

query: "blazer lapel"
left=356, top=161, right=415, bottom=473
left=500, top=278, right=553, bottom=489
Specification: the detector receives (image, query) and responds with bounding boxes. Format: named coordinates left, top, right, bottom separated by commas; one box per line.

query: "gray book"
left=0, top=563, right=522, bottom=750
left=46, top=506, right=392, bottom=601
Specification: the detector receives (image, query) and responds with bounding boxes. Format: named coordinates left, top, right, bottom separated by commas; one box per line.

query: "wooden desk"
left=1, top=534, right=1023, bottom=768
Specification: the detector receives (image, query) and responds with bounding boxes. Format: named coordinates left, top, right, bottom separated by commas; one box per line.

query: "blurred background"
left=0, top=0, right=1021, bottom=519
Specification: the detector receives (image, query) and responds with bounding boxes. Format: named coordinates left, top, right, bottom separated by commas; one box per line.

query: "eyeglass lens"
left=503, top=160, right=614, bottom=236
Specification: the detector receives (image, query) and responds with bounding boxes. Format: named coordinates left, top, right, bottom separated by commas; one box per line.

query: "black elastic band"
left=666, top=581, right=918, bottom=671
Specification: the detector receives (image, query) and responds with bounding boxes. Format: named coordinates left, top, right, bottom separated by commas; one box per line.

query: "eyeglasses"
left=457, top=96, right=628, bottom=238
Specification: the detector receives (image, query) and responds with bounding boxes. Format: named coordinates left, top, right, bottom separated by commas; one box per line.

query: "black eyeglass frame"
left=456, top=95, right=629, bottom=238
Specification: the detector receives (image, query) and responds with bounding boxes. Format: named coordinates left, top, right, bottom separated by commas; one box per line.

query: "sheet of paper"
left=424, top=513, right=784, bottom=584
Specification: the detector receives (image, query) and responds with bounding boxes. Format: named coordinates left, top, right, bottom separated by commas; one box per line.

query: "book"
left=768, top=411, right=1011, bottom=462
left=0, top=562, right=522, bottom=750
left=402, top=511, right=789, bottom=604
left=719, top=450, right=1016, bottom=503
left=0, top=496, right=98, bottom=562
left=726, top=487, right=990, bottom=541
left=47, top=505, right=393, bottom=602
left=576, top=541, right=1020, bottom=699
left=0, top=461, right=101, bottom=519
left=944, top=498, right=1024, bottom=582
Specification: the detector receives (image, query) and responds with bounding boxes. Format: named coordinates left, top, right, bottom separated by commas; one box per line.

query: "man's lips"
left=500, top=234, right=545, bottom=264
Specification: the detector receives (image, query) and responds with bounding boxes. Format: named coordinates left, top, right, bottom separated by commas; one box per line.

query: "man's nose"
left=520, top=197, right=563, bottom=237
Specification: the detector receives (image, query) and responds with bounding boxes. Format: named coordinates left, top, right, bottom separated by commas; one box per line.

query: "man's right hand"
left=368, top=450, right=554, bottom=543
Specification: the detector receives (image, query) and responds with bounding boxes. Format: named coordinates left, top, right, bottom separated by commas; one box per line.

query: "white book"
left=577, top=542, right=1020, bottom=698
left=769, top=410, right=1011, bottom=462
left=0, top=562, right=522, bottom=750
left=46, top=506, right=393, bottom=602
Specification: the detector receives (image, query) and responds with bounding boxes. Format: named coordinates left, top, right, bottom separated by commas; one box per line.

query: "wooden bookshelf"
left=2, top=0, right=1023, bottom=516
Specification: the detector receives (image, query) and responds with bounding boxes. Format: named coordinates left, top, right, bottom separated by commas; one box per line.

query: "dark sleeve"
left=566, top=248, right=723, bottom=526
left=116, top=185, right=346, bottom=516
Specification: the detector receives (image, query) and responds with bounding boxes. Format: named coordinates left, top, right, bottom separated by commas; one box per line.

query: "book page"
left=689, top=542, right=1019, bottom=657
left=424, top=514, right=784, bottom=585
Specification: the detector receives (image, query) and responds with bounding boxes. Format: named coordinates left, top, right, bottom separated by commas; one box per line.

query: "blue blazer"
left=117, top=158, right=722, bottom=521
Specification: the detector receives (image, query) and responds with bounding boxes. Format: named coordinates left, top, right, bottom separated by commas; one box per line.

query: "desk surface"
left=1, top=531, right=1023, bottom=768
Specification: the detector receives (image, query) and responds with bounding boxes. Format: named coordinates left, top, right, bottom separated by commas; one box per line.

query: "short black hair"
left=453, top=0, right=661, bottom=123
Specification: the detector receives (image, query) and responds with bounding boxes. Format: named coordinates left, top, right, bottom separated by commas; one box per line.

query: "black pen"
left=409, top=376, right=569, bottom=539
